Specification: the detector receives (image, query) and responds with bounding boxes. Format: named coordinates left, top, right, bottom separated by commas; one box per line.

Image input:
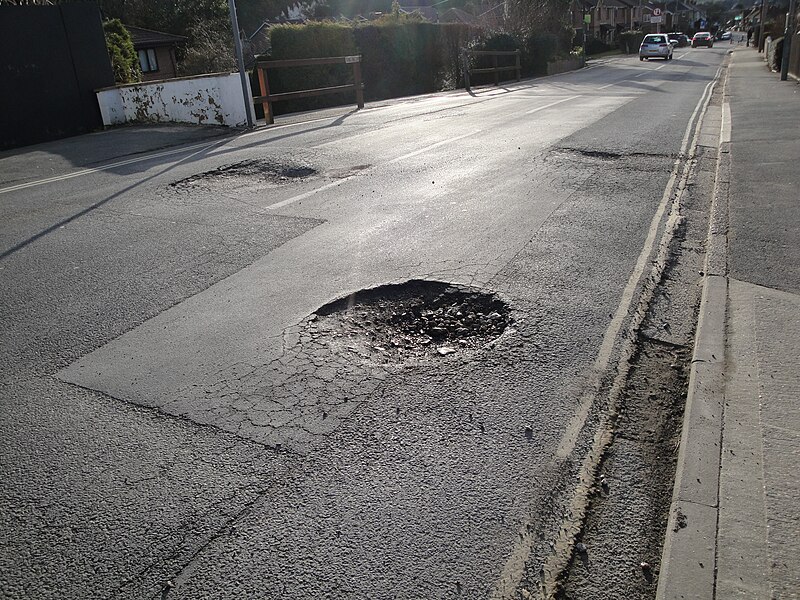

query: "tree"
left=103, top=18, right=141, bottom=83
left=503, top=0, right=574, bottom=42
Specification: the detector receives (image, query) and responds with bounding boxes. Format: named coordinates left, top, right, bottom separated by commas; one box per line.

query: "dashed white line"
left=387, top=129, right=479, bottom=164
left=266, top=129, right=481, bottom=211
left=524, top=95, right=581, bottom=115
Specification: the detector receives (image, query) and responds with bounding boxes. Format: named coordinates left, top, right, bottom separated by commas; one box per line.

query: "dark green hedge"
left=261, top=21, right=566, bottom=114
left=262, top=20, right=475, bottom=113
left=354, top=22, right=475, bottom=99
left=468, top=31, right=564, bottom=78
left=264, top=23, right=357, bottom=114
left=618, top=30, right=645, bottom=53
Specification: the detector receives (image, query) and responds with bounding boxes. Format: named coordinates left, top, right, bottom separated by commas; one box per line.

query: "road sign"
left=653, top=8, right=662, bottom=16
left=651, top=15, right=663, bottom=23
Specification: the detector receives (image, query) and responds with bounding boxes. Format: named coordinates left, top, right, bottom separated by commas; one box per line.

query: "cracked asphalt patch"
left=163, top=280, right=513, bottom=452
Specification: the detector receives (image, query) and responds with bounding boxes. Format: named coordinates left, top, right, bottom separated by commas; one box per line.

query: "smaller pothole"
left=304, top=280, right=513, bottom=363
left=171, top=159, right=317, bottom=187
left=558, top=148, right=623, bottom=160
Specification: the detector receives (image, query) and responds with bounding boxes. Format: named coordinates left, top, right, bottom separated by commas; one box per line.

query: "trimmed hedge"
left=262, top=21, right=475, bottom=113
left=265, top=23, right=357, bottom=113
left=585, top=37, right=612, bottom=55
left=261, top=21, right=568, bottom=114
left=618, top=30, right=645, bottom=54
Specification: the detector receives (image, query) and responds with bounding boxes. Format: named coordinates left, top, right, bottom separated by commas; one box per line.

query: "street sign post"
left=651, top=8, right=663, bottom=32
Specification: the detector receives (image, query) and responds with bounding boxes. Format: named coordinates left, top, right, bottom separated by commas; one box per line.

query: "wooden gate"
left=254, top=55, right=364, bottom=124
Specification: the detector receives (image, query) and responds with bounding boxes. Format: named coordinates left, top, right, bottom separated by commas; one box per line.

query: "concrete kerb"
left=656, top=57, right=732, bottom=600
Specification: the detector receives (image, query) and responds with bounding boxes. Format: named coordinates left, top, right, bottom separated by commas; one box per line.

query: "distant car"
left=692, top=32, right=714, bottom=47
left=639, top=33, right=674, bottom=60
left=720, top=31, right=732, bottom=40
left=668, top=32, right=689, bottom=47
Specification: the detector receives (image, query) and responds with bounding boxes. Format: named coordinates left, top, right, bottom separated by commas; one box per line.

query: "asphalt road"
left=0, top=46, right=731, bottom=599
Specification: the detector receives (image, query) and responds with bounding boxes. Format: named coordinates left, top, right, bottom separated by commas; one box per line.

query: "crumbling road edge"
left=655, top=53, right=733, bottom=600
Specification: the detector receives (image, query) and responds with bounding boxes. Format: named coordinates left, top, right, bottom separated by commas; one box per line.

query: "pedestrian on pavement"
left=747, top=26, right=754, bottom=46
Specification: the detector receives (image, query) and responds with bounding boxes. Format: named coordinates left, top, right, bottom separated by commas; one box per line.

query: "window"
left=138, top=48, right=159, bottom=73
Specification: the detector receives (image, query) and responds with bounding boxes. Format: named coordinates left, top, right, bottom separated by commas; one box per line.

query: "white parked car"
left=639, top=34, right=674, bottom=60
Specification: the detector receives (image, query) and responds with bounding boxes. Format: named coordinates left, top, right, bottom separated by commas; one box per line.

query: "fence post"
left=256, top=65, right=274, bottom=125
left=462, top=50, right=471, bottom=91
left=353, top=57, right=364, bottom=108
left=515, top=49, right=521, bottom=82
left=493, top=54, right=499, bottom=85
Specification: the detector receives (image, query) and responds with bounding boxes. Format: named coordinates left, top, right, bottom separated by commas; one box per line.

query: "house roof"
left=399, top=5, right=438, bottom=20
left=126, top=26, right=186, bottom=49
left=439, top=7, right=478, bottom=24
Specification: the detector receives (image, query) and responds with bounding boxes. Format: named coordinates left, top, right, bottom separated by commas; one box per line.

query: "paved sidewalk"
left=658, top=47, right=800, bottom=598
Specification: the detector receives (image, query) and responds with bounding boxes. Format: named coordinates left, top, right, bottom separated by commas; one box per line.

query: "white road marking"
left=265, top=129, right=481, bottom=211
left=311, top=127, right=378, bottom=149
left=556, top=72, right=718, bottom=459
left=722, top=101, right=732, bottom=143
left=597, top=82, right=617, bottom=90
left=491, top=67, right=722, bottom=600
left=265, top=177, right=357, bottom=211
left=0, top=117, right=334, bottom=196
left=0, top=139, right=228, bottom=195
left=523, top=95, right=581, bottom=114
left=387, top=129, right=480, bottom=163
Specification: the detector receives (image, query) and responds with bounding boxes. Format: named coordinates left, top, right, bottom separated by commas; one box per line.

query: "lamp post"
left=780, top=0, right=797, bottom=79
left=228, top=0, right=254, bottom=128
left=758, top=0, right=768, bottom=50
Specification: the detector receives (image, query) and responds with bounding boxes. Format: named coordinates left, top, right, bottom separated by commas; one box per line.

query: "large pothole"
left=171, top=158, right=317, bottom=187
left=305, top=280, right=513, bottom=363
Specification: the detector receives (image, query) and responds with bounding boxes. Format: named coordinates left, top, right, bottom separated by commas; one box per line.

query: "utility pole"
left=758, top=0, right=768, bottom=51
left=228, top=0, right=254, bottom=128
left=780, top=0, right=797, bottom=80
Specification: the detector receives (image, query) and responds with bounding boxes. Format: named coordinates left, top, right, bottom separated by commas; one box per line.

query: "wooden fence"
left=462, top=49, right=521, bottom=92
left=254, top=55, right=364, bottom=124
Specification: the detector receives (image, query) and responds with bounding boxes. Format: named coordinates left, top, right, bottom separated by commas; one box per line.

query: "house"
left=126, top=26, right=186, bottom=82
left=439, top=7, right=479, bottom=25
left=574, top=0, right=630, bottom=43
left=397, top=0, right=439, bottom=21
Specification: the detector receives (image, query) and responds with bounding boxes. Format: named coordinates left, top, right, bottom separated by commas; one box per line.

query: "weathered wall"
left=96, top=73, right=253, bottom=128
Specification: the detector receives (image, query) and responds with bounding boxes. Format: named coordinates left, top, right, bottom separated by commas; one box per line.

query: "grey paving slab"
left=753, top=284, right=800, bottom=599
left=726, top=49, right=800, bottom=295
left=718, top=278, right=771, bottom=599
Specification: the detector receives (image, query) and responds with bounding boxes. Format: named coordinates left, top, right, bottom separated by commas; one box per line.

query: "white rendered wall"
left=96, top=73, right=253, bottom=128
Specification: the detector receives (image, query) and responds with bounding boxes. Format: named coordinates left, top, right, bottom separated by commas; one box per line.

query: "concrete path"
left=658, top=45, right=800, bottom=599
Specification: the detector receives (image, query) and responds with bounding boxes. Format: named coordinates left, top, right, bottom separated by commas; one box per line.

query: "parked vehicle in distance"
left=668, top=33, right=689, bottom=47
left=692, top=32, right=714, bottom=47
left=639, top=34, right=674, bottom=60
left=719, top=31, right=732, bottom=40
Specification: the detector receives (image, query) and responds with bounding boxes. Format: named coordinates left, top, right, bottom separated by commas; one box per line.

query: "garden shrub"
left=618, top=30, right=644, bottom=54
left=523, top=31, right=561, bottom=74
left=585, top=36, right=612, bottom=55
left=104, top=19, right=140, bottom=84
